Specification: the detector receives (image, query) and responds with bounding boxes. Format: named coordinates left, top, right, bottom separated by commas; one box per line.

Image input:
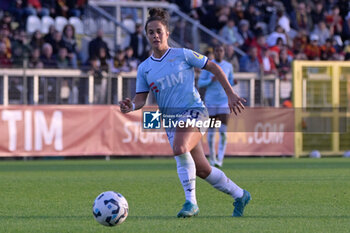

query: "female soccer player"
left=198, top=44, right=234, bottom=167
left=119, top=8, right=250, bottom=218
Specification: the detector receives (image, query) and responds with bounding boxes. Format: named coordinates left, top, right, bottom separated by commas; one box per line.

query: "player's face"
left=146, top=20, right=169, bottom=51
left=214, top=46, right=225, bottom=61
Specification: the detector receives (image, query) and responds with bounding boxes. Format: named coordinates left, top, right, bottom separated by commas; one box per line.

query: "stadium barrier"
left=0, top=105, right=294, bottom=157
left=0, top=69, right=289, bottom=107
left=293, top=61, right=350, bottom=158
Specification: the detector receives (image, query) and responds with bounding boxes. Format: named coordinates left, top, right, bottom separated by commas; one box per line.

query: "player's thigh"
left=172, top=127, right=203, bottom=155
left=190, top=141, right=212, bottom=178
left=217, top=114, right=229, bottom=125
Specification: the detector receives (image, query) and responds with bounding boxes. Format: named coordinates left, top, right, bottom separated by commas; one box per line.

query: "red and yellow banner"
left=0, top=106, right=294, bottom=156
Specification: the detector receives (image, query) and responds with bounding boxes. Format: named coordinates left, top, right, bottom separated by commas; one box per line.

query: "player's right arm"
left=119, top=92, right=148, bottom=113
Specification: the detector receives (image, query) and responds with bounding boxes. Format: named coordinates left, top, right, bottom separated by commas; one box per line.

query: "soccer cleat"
left=177, top=200, right=199, bottom=218
left=232, top=190, right=251, bottom=217
left=214, top=160, right=223, bottom=168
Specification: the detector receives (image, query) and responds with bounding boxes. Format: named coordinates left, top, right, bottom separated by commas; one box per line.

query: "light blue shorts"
left=206, top=103, right=230, bottom=116
left=164, top=108, right=209, bottom=149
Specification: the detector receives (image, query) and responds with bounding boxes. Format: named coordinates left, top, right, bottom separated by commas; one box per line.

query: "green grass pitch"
left=0, top=158, right=349, bottom=233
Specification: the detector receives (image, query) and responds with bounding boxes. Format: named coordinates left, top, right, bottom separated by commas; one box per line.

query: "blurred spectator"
left=196, top=0, right=217, bottom=31
left=220, top=18, right=239, bottom=46
left=0, top=24, right=12, bottom=59
left=66, top=0, right=81, bottom=17
left=48, top=29, right=62, bottom=55
left=275, top=7, right=291, bottom=36
left=292, top=29, right=308, bottom=54
left=28, top=47, right=43, bottom=68
left=0, top=41, right=12, bottom=67
left=23, top=0, right=41, bottom=16
left=311, top=1, right=325, bottom=25
left=204, top=48, right=214, bottom=61
left=129, top=23, right=148, bottom=61
left=232, top=1, right=246, bottom=25
left=0, top=12, right=13, bottom=33
left=312, top=21, right=331, bottom=46
left=341, top=12, right=350, bottom=41
left=325, top=5, right=343, bottom=36
left=244, top=4, right=262, bottom=34
left=44, top=25, right=56, bottom=44
left=304, top=34, right=321, bottom=60
left=56, top=46, right=71, bottom=68
left=276, top=47, right=292, bottom=80
left=225, top=44, right=239, bottom=72
left=258, top=0, right=277, bottom=27
left=290, top=2, right=312, bottom=31
left=88, top=56, right=107, bottom=104
left=215, top=6, right=230, bottom=31
left=320, top=38, right=337, bottom=60
left=88, top=29, right=110, bottom=61
left=239, top=46, right=260, bottom=73
left=124, top=46, right=138, bottom=72
left=30, top=30, right=44, bottom=50
left=237, top=19, right=254, bottom=50
left=11, top=29, right=30, bottom=67
left=266, top=25, right=287, bottom=47
left=111, top=49, right=129, bottom=73
left=343, top=40, right=350, bottom=60
left=41, top=0, right=56, bottom=17
left=98, top=47, right=109, bottom=73
left=40, top=42, right=57, bottom=68
left=259, top=47, right=277, bottom=75
left=55, top=0, right=69, bottom=17
left=61, top=24, right=78, bottom=68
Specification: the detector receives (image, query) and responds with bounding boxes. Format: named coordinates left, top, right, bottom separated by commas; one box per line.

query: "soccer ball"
left=92, top=191, right=129, bottom=226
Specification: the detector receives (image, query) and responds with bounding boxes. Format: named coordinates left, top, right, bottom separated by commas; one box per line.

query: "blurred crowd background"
left=0, top=0, right=349, bottom=73
left=0, top=0, right=349, bottom=105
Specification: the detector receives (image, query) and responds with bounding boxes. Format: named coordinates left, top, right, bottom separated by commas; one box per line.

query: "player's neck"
left=152, top=46, right=170, bottom=58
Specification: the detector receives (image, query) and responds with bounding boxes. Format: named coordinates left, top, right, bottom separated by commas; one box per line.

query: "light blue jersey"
left=136, top=48, right=208, bottom=115
left=197, top=59, right=234, bottom=105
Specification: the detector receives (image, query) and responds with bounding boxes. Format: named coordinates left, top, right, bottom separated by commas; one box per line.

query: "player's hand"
left=119, top=98, right=133, bottom=113
left=228, top=92, right=246, bottom=116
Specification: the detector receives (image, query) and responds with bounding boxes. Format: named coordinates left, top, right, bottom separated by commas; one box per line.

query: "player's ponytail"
left=145, top=8, right=169, bottom=32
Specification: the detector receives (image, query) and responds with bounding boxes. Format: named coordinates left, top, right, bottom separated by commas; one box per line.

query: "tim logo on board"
left=143, top=110, right=161, bottom=129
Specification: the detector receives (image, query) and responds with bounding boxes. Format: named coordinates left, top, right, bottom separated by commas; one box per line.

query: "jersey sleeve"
left=197, top=69, right=212, bottom=88
left=183, top=48, right=208, bottom=69
left=228, top=63, right=234, bottom=86
left=135, top=65, right=149, bottom=93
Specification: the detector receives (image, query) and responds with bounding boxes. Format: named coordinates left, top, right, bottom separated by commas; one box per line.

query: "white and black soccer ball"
left=92, top=191, right=129, bottom=226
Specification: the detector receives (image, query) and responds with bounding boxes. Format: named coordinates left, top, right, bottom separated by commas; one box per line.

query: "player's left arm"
left=204, top=60, right=245, bottom=115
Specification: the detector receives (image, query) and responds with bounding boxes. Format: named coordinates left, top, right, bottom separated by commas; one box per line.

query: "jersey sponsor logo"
left=157, top=72, right=184, bottom=90
left=192, top=51, right=204, bottom=60
left=143, top=110, right=162, bottom=129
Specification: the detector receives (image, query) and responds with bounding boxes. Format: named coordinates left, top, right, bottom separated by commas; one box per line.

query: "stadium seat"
left=69, top=17, right=84, bottom=34
left=83, top=18, right=97, bottom=34
left=122, top=18, right=135, bottom=34
left=55, top=16, right=68, bottom=32
left=26, top=15, right=41, bottom=34
left=41, top=16, right=55, bottom=34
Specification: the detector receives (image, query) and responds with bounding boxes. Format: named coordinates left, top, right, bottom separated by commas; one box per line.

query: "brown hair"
left=145, top=8, right=169, bottom=32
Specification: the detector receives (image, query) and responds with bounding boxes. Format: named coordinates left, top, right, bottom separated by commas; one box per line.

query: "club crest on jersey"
left=192, top=51, right=204, bottom=59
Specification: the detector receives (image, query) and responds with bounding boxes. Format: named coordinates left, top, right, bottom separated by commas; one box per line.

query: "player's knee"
left=196, top=167, right=211, bottom=179
left=173, top=145, right=189, bottom=155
